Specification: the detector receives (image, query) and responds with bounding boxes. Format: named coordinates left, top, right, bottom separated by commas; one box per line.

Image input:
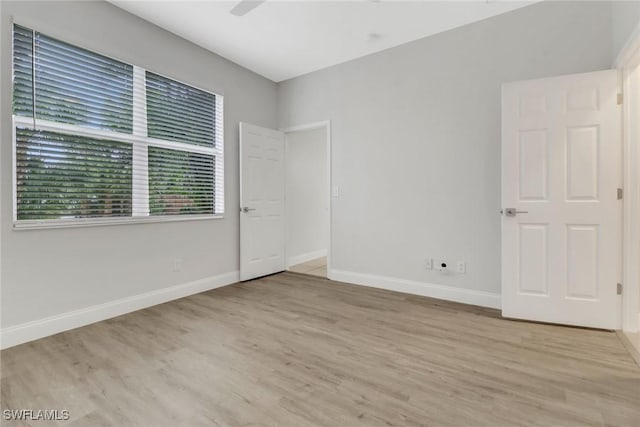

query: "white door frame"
left=617, top=27, right=640, bottom=333
left=281, top=121, right=332, bottom=279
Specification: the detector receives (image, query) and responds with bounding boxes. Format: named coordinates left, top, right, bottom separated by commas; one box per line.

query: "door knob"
left=502, top=208, right=528, bottom=217
left=240, top=207, right=256, bottom=213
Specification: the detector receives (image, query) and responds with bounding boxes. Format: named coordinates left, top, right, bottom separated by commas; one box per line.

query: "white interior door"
left=240, top=122, right=286, bottom=281
left=502, top=70, right=621, bottom=329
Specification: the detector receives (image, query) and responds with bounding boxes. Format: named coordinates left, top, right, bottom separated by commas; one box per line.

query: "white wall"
left=277, top=1, right=613, bottom=302
left=286, top=128, right=328, bottom=265
left=0, top=1, right=277, bottom=331
left=612, top=0, right=640, bottom=62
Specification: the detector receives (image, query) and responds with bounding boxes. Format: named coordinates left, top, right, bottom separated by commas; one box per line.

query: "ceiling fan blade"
left=230, top=0, right=266, bottom=17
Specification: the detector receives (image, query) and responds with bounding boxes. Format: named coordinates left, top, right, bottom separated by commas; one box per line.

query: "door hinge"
left=617, top=283, right=623, bottom=295
left=617, top=93, right=623, bottom=105
left=617, top=188, right=623, bottom=200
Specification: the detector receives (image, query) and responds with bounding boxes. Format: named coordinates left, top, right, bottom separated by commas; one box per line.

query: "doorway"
left=283, top=122, right=331, bottom=279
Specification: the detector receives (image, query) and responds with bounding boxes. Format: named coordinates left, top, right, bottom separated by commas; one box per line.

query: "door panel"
left=518, top=224, right=548, bottom=296
left=240, top=122, right=285, bottom=281
left=518, top=129, right=548, bottom=200
left=566, top=225, right=599, bottom=299
left=566, top=126, right=599, bottom=200
left=502, top=70, right=621, bottom=329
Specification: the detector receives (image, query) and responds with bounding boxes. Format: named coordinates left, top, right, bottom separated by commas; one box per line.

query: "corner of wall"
left=612, top=0, right=640, bottom=66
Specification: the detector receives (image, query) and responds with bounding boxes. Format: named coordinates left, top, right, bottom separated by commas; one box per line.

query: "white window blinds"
left=12, top=24, right=224, bottom=227
left=146, top=72, right=216, bottom=147
left=14, top=24, right=134, bottom=132
left=148, top=147, right=215, bottom=216
left=16, top=129, right=133, bottom=220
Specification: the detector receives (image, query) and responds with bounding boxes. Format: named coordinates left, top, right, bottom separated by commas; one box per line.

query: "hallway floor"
left=288, top=257, right=327, bottom=277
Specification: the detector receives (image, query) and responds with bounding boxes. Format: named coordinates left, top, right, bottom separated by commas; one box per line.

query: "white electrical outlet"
left=173, top=258, right=182, bottom=272
left=456, top=261, right=466, bottom=274
left=425, top=258, right=433, bottom=270
left=435, top=260, right=449, bottom=272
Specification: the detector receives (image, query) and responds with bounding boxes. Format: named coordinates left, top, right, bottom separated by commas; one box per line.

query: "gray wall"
left=0, top=1, right=277, bottom=327
left=277, top=1, right=613, bottom=295
left=612, top=0, right=640, bottom=61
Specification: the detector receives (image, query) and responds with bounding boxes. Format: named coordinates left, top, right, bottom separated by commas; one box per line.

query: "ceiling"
left=109, top=1, right=538, bottom=82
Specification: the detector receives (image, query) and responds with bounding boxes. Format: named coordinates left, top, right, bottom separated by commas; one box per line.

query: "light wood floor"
left=288, top=257, right=327, bottom=277
left=2, top=272, right=639, bottom=426
left=621, top=330, right=640, bottom=366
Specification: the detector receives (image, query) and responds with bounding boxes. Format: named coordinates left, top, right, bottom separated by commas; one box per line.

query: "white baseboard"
left=0, top=271, right=240, bottom=350
left=329, top=269, right=501, bottom=309
left=287, top=249, right=327, bottom=268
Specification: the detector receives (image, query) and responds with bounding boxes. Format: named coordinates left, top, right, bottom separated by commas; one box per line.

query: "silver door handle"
left=502, top=208, right=528, bottom=217
left=240, top=207, right=256, bottom=213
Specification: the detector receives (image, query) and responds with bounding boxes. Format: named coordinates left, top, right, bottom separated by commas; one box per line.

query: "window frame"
left=11, top=21, right=225, bottom=230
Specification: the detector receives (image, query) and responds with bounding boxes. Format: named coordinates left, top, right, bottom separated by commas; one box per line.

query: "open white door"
left=502, top=70, right=621, bottom=329
left=239, top=122, right=286, bottom=281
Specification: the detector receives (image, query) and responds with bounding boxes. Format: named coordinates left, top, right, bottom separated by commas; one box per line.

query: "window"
left=12, top=24, right=224, bottom=228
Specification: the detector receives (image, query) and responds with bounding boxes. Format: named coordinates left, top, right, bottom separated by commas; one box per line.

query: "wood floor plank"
left=2, top=272, right=639, bottom=426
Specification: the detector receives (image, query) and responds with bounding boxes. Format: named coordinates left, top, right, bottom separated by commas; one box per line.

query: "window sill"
left=13, top=214, right=225, bottom=231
